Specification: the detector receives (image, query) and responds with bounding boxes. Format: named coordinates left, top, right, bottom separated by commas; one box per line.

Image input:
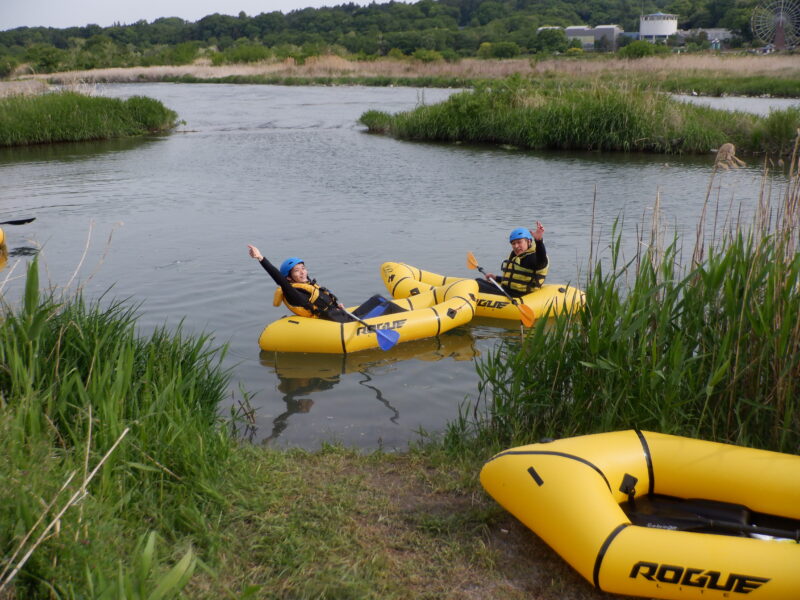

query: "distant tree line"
left=0, top=0, right=759, bottom=77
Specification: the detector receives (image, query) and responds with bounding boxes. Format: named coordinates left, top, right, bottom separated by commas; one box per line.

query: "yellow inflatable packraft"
left=381, top=261, right=584, bottom=322
left=258, top=278, right=477, bottom=354
left=480, top=430, right=800, bottom=599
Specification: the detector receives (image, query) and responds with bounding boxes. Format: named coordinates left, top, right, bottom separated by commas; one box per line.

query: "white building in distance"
left=639, top=12, right=678, bottom=41
left=565, top=24, right=624, bottom=50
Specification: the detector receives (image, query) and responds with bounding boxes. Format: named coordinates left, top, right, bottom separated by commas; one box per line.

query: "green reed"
left=0, top=91, right=178, bottom=147
left=0, top=260, right=231, bottom=597
left=446, top=144, right=800, bottom=455
left=360, top=76, right=800, bottom=156
left=656, top=74, right=800, bottom=99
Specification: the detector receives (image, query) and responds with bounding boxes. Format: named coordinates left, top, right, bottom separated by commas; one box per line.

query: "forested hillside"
left=0, top=0, right=759, bottom=76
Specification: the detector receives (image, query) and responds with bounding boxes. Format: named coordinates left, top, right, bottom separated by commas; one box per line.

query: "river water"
left=0, top=84, right=796, bottom=450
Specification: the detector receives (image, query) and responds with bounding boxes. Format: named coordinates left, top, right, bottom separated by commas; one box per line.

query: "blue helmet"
left=509, top=227, right=532, bottom=243
left=280, top=257, right=304, bottom=278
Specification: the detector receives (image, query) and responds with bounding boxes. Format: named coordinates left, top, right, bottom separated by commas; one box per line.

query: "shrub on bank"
left=0, top=91, right=178, bottom=146
left=360, top=76, right=800, bottom=156
left=0, top=260, right=232, bottom=597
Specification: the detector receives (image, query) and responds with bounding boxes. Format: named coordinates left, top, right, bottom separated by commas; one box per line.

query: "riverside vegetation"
left=360, top=76, right=800, bottom=156
left=3, top=158, right=800, bottom=598
left=0, top=261, right=614, bottom=599
left=446, top=143, right=800, bottom=455
left=0, top=91, right=178, bottom=146
left=1, top=120, right=799, bottom=598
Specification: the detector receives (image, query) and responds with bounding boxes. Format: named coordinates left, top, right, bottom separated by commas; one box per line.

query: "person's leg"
left=353, top=295, right=388, bottom=318
left=475, top=277, right=505, bottom=295
left=353, top=295, right=407, bottom=318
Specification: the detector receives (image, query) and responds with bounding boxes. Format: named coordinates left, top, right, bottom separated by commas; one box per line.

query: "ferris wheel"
left=751, top=0, right=800, bottom=49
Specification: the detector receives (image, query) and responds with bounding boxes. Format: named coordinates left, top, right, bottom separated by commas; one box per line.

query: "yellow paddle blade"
left=517, top=303, right=535, bottom=328
left=466, top=251, right=479, bottom=270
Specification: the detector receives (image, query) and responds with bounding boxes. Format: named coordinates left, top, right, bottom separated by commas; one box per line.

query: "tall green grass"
left=447, top=142, right=800, bottom=454
left=360, top=76, right=800, bottom=156
left=0, top=91, right=178, bottom=147
left=0, top=259, right=231, bottom=597
left=657, top=74, right=800, bottom=99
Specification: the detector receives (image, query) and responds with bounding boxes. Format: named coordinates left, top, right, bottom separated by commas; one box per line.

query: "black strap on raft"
left=619, top=473, right=638, bottom=508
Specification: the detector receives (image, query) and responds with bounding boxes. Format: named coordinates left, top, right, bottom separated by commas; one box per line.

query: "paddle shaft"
left=477, top=265, right=518, bottom=303
left=467, top=251, right=534, bottom=328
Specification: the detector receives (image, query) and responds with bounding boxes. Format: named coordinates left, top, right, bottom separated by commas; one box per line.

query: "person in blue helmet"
left=477, top=221, right=549, bottom=297
left=247, top=244, right=405, bottom=323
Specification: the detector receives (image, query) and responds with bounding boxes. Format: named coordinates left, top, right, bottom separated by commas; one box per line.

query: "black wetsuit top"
left=258, top=257, right=405, bottom=323
left=258, top=257, right=351, bottom=322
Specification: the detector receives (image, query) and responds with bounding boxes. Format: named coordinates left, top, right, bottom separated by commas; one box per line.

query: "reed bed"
left=361, top=77, right=800, bottom=156
left=32, top=54, right=800, bottom=97
left=0, top=91, right=178, bottom=146
left=446, top=141, right=800, bottom=455
left=0, top=260, right=232, bottom=597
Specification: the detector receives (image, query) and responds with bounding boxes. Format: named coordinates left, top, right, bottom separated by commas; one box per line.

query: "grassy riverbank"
left=0, top=261, right=232, bottom=597
left=0, top=91, right=178, bottom=146
left=2, top=156, right=799, bottom=597
left=360, top=77, right=800, bottom=156
left=0, top=260, right=610, bottom=599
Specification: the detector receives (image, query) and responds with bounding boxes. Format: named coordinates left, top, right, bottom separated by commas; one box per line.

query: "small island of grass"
left=360, top=77, right=800, bottom=157
left=0, top=90, right=179, bottom=147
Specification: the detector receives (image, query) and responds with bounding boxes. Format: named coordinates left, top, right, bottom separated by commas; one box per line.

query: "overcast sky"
left=1, top=0, right=353, bottom=31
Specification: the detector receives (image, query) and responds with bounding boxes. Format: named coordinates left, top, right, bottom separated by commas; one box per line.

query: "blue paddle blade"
left=375, top=328, right=400, bottom=351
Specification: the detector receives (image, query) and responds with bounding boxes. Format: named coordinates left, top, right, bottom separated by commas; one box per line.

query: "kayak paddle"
left=342, top=308, right=400, bottom=351
left=0, top=218, right=36, bottom=226
left=467, top=251, right=535, bottom=327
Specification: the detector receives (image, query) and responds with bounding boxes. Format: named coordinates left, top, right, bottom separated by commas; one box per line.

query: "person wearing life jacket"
left=247, top=244, right=405, bottom=323
left=478, top=222, right=549, bottom=297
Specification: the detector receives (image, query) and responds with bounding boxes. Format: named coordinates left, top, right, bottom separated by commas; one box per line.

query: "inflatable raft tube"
left=0, top=227, right=5, bottom=246
left=260, top=330, right=478, bottom=378
left=481, top=430, right=800, bottom=599
left=381, top=262, right=584, bottom=322
left=258, top=278, right=477, bottom=354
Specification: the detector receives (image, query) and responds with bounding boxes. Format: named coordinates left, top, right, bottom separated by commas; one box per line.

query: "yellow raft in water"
left=481, top=430, right=800, bottom=600
left=258, top=278, right=477, bottom=354
left=381, top=262, right=584, bottom=322
left=0, top=227, right=5, bottom=246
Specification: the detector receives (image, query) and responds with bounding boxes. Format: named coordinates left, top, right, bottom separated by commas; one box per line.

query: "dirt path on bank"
left=355, top=454, right=623, bottom=600
left=204, top=449, right=626, bottom=600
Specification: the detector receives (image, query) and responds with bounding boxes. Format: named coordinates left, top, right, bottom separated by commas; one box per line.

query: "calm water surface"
left=0, top=84, right=791, bottom=449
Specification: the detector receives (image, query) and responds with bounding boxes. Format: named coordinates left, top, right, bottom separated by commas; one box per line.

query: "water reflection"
left=0, top=136, right=159, bottom=165
left=257, top=331, right=479, bottom=443
left=0, top=242, right=39, bottom=275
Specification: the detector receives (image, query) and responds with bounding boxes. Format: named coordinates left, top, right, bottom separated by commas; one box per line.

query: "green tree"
left=476, top=1, right=509, bottom=25
left=618, top=39, right=657, bottom=57
left=532, top=28, right=569, bottom=53
left=24, top=43, right=66, bottom=72
left=477, top=41, right=494, bottom=57
left=491, top=40, right=520, bottom=57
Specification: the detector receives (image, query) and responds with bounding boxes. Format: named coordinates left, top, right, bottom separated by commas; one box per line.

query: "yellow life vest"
left=273, top=282, right=338, bottom=318
left=500, top=246, right=549, bottom=294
